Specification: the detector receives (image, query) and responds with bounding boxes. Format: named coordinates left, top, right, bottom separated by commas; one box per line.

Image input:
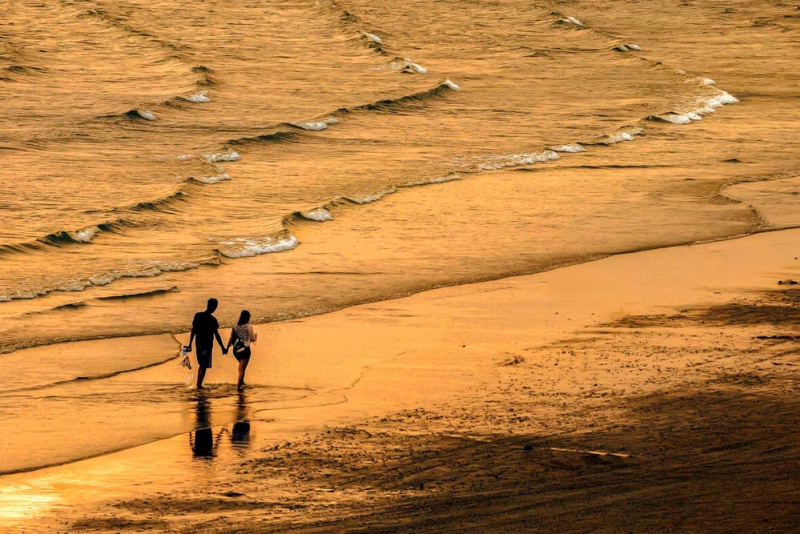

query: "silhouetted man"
left=187, top=298, right=227, bottom=389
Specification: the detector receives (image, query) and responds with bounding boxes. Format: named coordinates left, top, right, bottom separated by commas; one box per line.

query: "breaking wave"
left=0, top=189, right=188, bottom=256
left=211, top=83, right=461, bottom=159
left=298, top=208, right=335, bottom=222
left=189, top=173, right=230, bottom=185
left=291, top=118, right=339, bottom=131
left=390, top=57, right=428, bottom=74
left=126, top=109, right=157, bottom=121
left=126, top=191, right=188, bottom=213
left=470, top=150, right=560, bottom=171
left=649, top=89, right=739, bottom=125
left=204, top=150, right=241, bottom=162
left=593, top=127, right=645, bottom=145
left=341, top=79, right=460, bottom=114
left=0, top=259, right=216, bottom=302
left=227, top=131, right=300, bottom=147
left=217, top=234, right=300, bottom=258
left=345, top=187, right=398, bottom=205
left=184, top=91, right=210, bottom=103
left=551, top=144, right=587, bottom=153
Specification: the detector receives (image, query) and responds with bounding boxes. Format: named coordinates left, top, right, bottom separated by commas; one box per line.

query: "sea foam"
left=476, top=150, right=560, bottom=171
left=365, top=33, right=382, bottom=45
left=218, top=234, right=299, bottom=258
left=204, top=151, right=240, bottom=163
left=300, top=208, right=334, bottom=221
left=656, top=90, right=739, bottom=124
left=347, top=187, right=398, bottom=205
left=187, top=91, right=210, bottom=103
left=71, top=226, right=101, bottom=243
left=294, top=117, right=339, bottom=131
left=404, top=174, right=461, bottom=187
left=603, top=128, right=644, bottom=144
left=391, top=57, right=428, bottom=74
left=0, top=260, right=209, bottom=301
left=550, top=144, right=586, bottom=153
left=192, top=173, right=230, bottom=185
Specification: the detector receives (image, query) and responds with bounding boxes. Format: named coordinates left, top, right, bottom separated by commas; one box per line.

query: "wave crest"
left=204, top=150, right=241, bottom=162
left=189, top=174, right=230, bottom=185
left=298, top=208, right=335, bottom=222
left=217, top=234, right=299, bottom=258
left=342, top=79, right=460, bottom=114
left=0, top=259, right=216, bottom=302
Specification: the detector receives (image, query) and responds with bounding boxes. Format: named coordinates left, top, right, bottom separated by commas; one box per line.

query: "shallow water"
left=0, top=0, right=798, bottom=474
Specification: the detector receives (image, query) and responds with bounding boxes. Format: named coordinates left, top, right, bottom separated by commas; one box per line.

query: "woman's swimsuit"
left=232, top=324, right=252, bottom=360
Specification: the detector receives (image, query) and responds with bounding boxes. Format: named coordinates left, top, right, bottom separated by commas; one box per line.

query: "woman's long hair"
left=237, top=310, right=250, bottom=326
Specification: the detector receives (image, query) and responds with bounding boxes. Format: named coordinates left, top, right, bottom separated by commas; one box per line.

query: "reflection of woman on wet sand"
left=231, top=390, right=251, bottom=452
left=226, top=310, right=257, bottom=391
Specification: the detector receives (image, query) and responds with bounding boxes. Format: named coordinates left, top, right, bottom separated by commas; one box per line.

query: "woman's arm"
left=249, top=325, right=257, bottom=343
left=226, top=327, right=235, bottom=349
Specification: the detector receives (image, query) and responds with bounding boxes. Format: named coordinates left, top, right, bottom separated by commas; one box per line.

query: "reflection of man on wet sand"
left=190, top=393, right=225, bottom=458
left=186, top=298, right=227, bottom=389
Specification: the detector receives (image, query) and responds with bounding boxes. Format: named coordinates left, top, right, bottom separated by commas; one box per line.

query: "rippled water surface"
left=0, top=0, right=798, bottom=474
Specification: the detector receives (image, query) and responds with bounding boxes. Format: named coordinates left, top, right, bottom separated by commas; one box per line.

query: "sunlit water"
left=0, top=0, right=798, bottom=475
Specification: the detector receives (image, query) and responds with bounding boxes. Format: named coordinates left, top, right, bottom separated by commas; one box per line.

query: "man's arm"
left=215, top=329, right=227, bottom=354
left=188, top=324, right=196, bottom=350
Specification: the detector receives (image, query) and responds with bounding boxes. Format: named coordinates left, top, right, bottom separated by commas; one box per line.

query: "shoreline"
left=2, top=227, right=798, bottom=530
left=3, top=154, right=798, bottom=358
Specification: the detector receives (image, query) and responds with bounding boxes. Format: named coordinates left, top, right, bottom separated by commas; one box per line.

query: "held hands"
left=222, top=347, right=229, bottom=356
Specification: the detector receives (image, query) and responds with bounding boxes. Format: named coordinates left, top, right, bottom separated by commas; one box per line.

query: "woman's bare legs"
left=237, top=357, right=250, bottom=390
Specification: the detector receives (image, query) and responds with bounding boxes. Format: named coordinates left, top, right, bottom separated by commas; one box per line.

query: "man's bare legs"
left=196, top=366, right=208, bottom=389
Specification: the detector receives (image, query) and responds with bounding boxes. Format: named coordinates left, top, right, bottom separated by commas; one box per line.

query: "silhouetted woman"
left=226, top=310, right=257, bottom=391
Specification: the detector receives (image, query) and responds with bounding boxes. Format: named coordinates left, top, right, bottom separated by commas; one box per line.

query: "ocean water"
left=0, top=0, right=798, bottom=474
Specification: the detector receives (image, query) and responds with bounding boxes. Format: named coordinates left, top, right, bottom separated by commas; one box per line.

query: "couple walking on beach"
left=185, top=298, right=257, bottom=390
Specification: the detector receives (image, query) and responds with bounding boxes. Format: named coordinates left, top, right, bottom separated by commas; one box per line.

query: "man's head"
left=206, top=298, right=219, bottom=313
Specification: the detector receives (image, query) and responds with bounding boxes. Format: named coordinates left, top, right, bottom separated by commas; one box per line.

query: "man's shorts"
left=196, top=346, right=213, bottom=368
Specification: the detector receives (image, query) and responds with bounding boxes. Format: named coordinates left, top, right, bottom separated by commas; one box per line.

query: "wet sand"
left=1, top=228, right=797, bottom=531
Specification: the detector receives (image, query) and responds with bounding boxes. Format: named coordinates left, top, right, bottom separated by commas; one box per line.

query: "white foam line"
left=204, top=151, right=240, bottom=163
left=218, top=235, right=299, bottom=258
left=656, top=88, right=739, bottom=124
left=475, top=149, right=560, bottom=171
left=300, top=208, right=334, bottom=222
left=192, top=174, right=230, bottom=185
left=551, top=144, right=587, bottom=153
left=294, top=117, right=339, bottom=131
left=187, top=91, right=210, bottom=103
left=71, top=226, right=101, bottom=243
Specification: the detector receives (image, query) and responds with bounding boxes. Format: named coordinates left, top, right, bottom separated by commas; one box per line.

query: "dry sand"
left=5, top=229, right=800, bottom=532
